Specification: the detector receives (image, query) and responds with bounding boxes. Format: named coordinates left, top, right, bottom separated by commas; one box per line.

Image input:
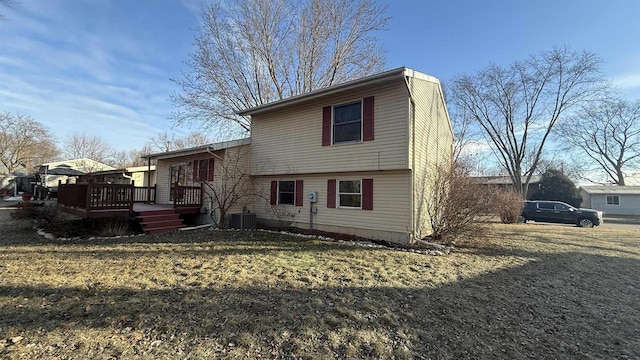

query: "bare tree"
left=0, top=0, right=14, bottom=21
left=171, top=0, right=388, bottom=135
left=202, top=146, right=255, bottom=228
left=110, top=146, right=153, bottom=168
left=450, top=107, right=480, bottom=163
left=146, top=131, right=214, bottom=153
left=0, top=112, right=59, bottom=173
left=62, top=133, right=113, bottom=164
left=556, top=97, right=640, bottom=185
left=452, top=46, right=604, bottom=198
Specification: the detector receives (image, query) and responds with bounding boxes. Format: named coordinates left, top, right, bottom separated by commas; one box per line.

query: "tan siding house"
left=148, top=67, right=452, bottom=243
left=242, top=67, right=452, bottom=243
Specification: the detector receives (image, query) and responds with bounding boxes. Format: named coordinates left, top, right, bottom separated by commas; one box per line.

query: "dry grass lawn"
left=0, top=217, right=639, bottom=359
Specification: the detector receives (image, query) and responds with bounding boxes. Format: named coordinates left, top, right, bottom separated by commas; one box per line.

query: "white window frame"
left=277, top=180, right=296, bottom=206
left=606, top=195, right=620, bottom=205
left=332, top=100, right=363, bottom=145
left=337, top=179, right=362, bottom=209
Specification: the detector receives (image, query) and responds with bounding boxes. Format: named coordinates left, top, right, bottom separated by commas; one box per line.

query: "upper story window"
left=333, top=101, right=362, bottom=144
left=278, top=180, right=295, bottom=205
left=322, top=96, right=374, bottom=146
left=606, top=195, right=620, bottom=205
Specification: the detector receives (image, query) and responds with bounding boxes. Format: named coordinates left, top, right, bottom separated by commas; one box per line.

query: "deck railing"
left=173, top=184, right=203, bottom=207
left=58, top=181, right=200, bottom=217
left=58, top=182, right=133, bottom=212
left=134, top=185, right=156, bottom=203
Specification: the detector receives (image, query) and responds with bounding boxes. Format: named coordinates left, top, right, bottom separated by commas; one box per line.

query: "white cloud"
left=0, top=1, right=200, bottom=152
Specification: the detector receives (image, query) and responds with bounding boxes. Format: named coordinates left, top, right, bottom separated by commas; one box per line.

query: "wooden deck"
left=57, top=182, right=202, bottom=219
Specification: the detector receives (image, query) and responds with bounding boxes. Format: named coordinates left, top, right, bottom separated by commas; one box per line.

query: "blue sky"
left=1, top=0, right=639, bottom=153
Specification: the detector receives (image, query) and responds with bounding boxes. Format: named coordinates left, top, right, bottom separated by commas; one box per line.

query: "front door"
left=168, top=163, right=190, bottom=203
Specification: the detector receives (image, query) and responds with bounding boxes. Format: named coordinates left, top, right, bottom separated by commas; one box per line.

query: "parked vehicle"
left=520, top=200, right=603, bottom=228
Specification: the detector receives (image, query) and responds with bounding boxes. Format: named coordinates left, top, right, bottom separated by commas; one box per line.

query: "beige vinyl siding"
left=250, top=81, right=410, bottom=175
left=155, top=146, right=250, bottom=218
left=252, top=170, right=412, bottom=240
left=407, top=77, right=454, bottom=238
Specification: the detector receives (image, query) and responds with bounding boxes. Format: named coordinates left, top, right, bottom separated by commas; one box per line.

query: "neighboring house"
left=81, top=165, right=157, bottom=187
left=579, top=186, right=640, bottom=215
left=0, top=170, right=34, bottom=197
left=473, top=175, right=541, bottom=199
left=40, top=158, right=114, bottom=188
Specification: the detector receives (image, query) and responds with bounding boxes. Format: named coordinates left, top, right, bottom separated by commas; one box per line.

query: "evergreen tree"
left=532, top=169, right=582, bottom=207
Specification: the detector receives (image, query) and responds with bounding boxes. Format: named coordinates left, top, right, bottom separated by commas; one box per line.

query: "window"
left=278, top=180, right=295, bottom=205
left=322, top=97, right=373, bottom=146
left=197, top=159, right=209, bottom=181
left=606, top=195, right=620, bottom=205
left=333, top=101, right=362, bottom=143
left=192, top=158, right=214, bottom=182
left=338, top=180, right=361, bottom=208
left=538, top=202, right=554, bottom=210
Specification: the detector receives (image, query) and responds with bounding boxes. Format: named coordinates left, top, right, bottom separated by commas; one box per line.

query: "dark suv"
left=521, top=201, right=603, bottom=228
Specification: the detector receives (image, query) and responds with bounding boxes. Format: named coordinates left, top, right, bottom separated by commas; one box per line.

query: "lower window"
left=338, top=180, right=361, bottom=208
left=606, top=195, right=620, bottom=205
left=278, top=181, right=295, bottom=205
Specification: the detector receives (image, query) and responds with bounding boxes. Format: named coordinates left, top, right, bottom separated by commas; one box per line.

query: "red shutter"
left=295, top=180, right=304, bottom=206
left=363, top=96, right=374, bottom=141
left=362, top=178, right=373, bottom=210
left=270, top=181, right=278, bottom=205
left=192, top=160, right=199, bottom=182
left=327, top=179, right=336, bottom=208
left=207, top=158, right=215, bottom=181
left=322, top=106, right=332, bottom=146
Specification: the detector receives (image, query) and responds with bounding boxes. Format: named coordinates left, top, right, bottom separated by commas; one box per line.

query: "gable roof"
left=41, top=158, right=114, bottom=170
left=580, top=186, right=640, bottom=195
left=144, top=138, right=251, bottom=160
left=237, top=67, right=442, bottom=116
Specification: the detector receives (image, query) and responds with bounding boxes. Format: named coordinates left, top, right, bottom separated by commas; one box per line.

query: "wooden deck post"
left=85, top=182, right=92, bottom=216
left=129, top=180, right=135, bottom=215
left=146, top=156, right=151, bottom=204
left=200, top=183, right=205, bottom=209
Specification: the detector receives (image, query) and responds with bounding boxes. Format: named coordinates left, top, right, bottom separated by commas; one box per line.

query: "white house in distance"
left=144, top=67, right=453, bottom=243
left=40, top=158, right=114, bottom=188
left=580, top=186, right=640, bottom=216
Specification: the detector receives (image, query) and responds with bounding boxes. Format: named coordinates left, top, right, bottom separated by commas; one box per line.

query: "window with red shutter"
left=322, top=106, right=332, bottom=146
left=192, top=160, right=198, bottom=182
left=270, top=181, right=277, bottom=205
left=207, top=158, right=215, bottom=181
left=295, top=180, right=304, bottom=206
left=327, top=179, right=336, bottom=208
left=363, top=96, right=374, bottom=141
left=362, top=178, right=373, bottom=210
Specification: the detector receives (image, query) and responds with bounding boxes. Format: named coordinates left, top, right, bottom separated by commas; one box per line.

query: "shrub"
left=492, top=189, right=524, bottom=224
left=11, top=202, right=40, bottom=220
left=98, top=218, right=132, bottom=237
left=416, top=161, right=492, bottom=245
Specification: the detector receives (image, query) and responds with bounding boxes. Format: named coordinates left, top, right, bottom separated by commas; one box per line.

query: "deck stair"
left=135, top=208, right=184, bottom=234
